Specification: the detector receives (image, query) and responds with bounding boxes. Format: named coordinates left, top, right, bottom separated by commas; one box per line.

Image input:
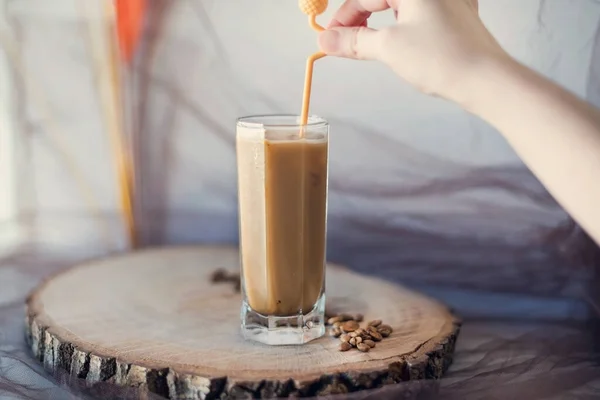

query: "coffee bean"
left=367, top=319, right=382, bottom=328
left=339, top=313, right=354, bottom=322
left=370, top=331, right=383, bottom=342
left=354, top=336, right=363, bottom=345
left=340, top=342, right=352, bottom=352
left=378, top=325, right=393, bottom=337
left=354, top=313, right=364, bottom=322
left=349, top=331, right=359, bottom=338
left=329, top=328, right=342, bottom=338
left=342, top=320, right=360, bottom=332
left=340, top=334, right=351, bottom=343
left=210, top=268, right=228, bottom=282
left=357, top=343, right=370, bottom=352
left=333, top=321, right=342, bottom=328
left=364, top=339, right=376, bottom=348
left=354, top=328, right=365, bottom=336
left=349, top=337, right=357, bottom=346
left=367, top=326, right=379, bottom=335
left=327, top=316, right=342, bottom=325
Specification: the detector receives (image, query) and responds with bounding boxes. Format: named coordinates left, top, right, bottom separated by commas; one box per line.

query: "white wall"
left=0, top=1, right=15, bottom=222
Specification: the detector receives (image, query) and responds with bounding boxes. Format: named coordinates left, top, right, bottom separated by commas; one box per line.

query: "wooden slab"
left=25, top=245, right=460, bottom=399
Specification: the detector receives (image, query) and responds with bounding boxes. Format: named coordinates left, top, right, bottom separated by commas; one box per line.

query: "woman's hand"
left=320, top=0, right=600, bottom=245
left=318, top=0, right=507, bottom=104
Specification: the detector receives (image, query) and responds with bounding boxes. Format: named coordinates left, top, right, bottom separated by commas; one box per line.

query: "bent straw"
left=299, top=0, right=328, bottom=135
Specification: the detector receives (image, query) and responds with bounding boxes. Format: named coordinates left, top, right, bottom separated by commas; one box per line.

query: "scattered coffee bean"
left=357, top=343, right=370, bottom=352
left=364, top=339, right=376, bottom=348
left=367, top=326, right=379, bottom=335
left=338, top=313, right=354, bottom=322
left=211, top=268, right=241, bottom=292
left=368, top=319, right=382, bottom=328
left=329, top=314, right=391, bottom=352
left=329, top=328, right=342, bottom=337
left=378, top=325, right=393, bottom=337
left=210, top=268, right=229, bottom=282
left=340, top=342, right=352, bottom=352
left=370, top=331, right=383, bottom=342
left=342, top=320, right=359, bottom=332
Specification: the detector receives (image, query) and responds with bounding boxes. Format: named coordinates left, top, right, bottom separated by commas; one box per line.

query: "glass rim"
left=236, top=114, right=328, bottom=129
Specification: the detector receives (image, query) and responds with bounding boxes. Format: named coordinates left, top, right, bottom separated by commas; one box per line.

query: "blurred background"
left=1, top=1, right=600, bottom=397
left=2, top=0, right=599, bottom=318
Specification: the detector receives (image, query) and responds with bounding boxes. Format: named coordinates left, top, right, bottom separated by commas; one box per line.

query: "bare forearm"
left=463, top=56, right=600, bottom=244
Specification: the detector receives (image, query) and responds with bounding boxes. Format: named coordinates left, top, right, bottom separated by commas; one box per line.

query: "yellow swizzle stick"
left=298, top=0, right=328, bottom=134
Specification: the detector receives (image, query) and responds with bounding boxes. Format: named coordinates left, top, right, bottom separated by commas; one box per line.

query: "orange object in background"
left=114, top=0, right=146, bottom=63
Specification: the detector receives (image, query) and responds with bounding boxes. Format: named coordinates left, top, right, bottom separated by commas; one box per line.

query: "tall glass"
left=236, top=115, right=329, bottom=345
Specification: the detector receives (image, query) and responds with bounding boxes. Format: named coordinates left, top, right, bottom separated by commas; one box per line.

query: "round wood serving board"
left=25, top=245, right=460, bottom=399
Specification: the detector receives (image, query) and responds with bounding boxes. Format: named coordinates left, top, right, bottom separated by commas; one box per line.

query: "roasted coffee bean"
left=342, top=320, right=360, bottom=332
left=211, top=268, right=229, bottom=282
left=349, top=331, right=359, bottom=338
left=354, top=313, right=364, bottom=322
left=338, top=313, right=354, bottom=322
left=364, top=339, right=376, bottom=348
left=368, top=319, right=382, bottom=328
left=370, top=331, right=383, bottom=342
left=329, top=328, right=342, bottom=338
left=367, top=326, right=379, bottom=335
left=378, top=325, right=393, bottom=337
left=328, top=316, right=342, bottom=325
left=333, top=321, right=342, bottom=329
left=340, top=342, right=352, bottom=352
left=354, top=336, right=363, bottom=345
left=354, top=328, right=365, bottom=336
left=349, top=337, right=357, bottom=346
left=340, top=334, right=351, bottom=343
left=357, top=343, right=370, bottom=352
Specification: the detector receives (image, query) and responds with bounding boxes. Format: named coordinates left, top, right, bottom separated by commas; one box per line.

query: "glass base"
left=241, top=294, right=326, bottom=345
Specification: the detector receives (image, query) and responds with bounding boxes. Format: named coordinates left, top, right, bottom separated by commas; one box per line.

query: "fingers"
left=328, top=0, right=395, bottom=28
left=318, top=26, right=382, bottom=60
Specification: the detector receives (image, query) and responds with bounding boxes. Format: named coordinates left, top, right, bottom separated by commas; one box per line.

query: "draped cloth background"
left=1, top=0, right=600, bottom=398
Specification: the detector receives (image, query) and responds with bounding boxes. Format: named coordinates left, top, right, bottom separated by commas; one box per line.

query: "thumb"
left=318, top=27, right=382, bottom=60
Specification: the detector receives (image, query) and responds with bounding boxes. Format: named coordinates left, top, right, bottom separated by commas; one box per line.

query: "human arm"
left=462, top=56, right=600, bottom=243
left=318, top=0, right=600, bottom=244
